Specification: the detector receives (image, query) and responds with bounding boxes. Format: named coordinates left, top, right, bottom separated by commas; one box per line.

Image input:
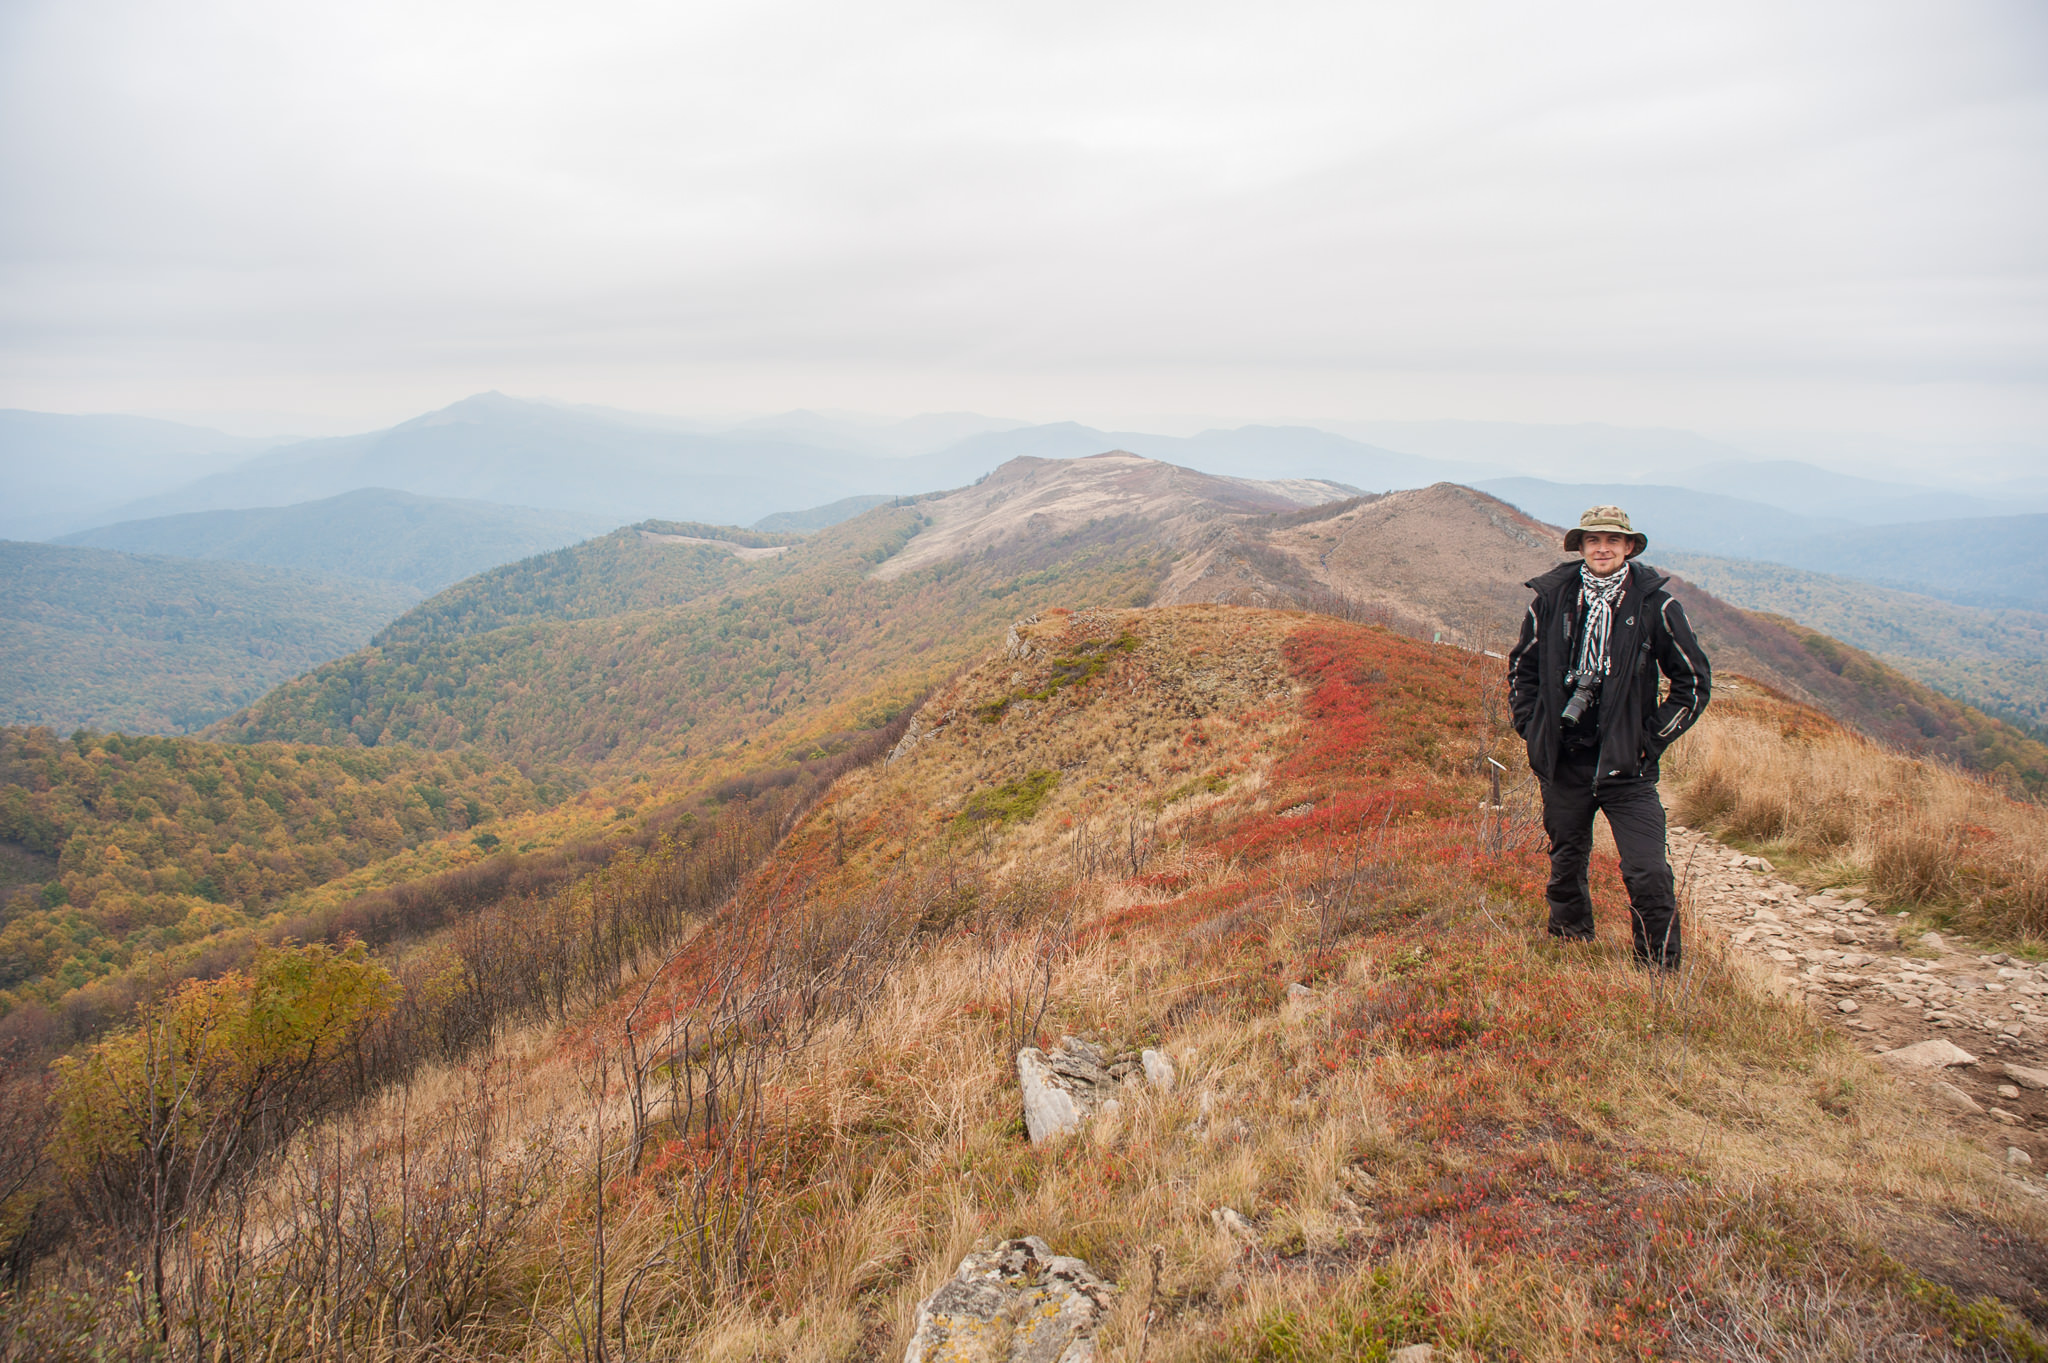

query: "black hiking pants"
left=1538, top=748, right=1681, bottom=968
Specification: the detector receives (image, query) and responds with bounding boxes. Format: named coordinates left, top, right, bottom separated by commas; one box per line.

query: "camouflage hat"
left=1563, top=505, right=1647, bottom=557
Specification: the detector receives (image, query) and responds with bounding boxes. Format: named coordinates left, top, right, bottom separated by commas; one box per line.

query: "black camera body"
left=1560, top=669, right=1599, bottom=725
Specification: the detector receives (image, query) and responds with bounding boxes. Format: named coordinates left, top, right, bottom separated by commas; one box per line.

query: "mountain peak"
left=875, top=452, right=1353, bottom=581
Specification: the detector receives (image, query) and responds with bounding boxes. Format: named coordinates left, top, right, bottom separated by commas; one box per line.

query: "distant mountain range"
left=1477, top=478, right=2047, bottom=612
left=0, top=409, right=277, bottom=539
left=10, top=392, right=2039, bottom=548
left=57, top=488, right=618, bottom=592
left=67, top=393, right=1020, bottom=531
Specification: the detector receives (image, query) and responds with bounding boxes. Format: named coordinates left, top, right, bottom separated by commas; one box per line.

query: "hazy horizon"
left=4, top=2, right=2045, bottom=458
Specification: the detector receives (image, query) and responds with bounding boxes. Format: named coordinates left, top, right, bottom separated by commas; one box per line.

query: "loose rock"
left=1934, top=1081, right=1983, bottom=1115
left=2011, top=1148, right=2036, bottom=1168
left=904, top=1236, right=1113, bottom=1363
left=2002, top=1062, right=2048, bottom=1091
left=1018, top=1037, right=1168, bottom=1144
left=1878, top=1039, right=1978, bottom=1071
left=1391, top=1346, right=1435, bottom=1363
left=1211, top=1207, right=1256, bottom=1240
left=1836, top=999, right=1860, bottom=1015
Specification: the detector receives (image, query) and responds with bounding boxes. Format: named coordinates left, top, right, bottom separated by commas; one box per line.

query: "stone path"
left=1671, top=824, right=2046, bottom=1172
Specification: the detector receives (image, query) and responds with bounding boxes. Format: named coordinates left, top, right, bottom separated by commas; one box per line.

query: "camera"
left=1560, top=670, right=1597, bottom=725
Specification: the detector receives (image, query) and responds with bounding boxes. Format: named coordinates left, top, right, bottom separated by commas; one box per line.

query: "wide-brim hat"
left=1563, top=505, right=1647, bottom=557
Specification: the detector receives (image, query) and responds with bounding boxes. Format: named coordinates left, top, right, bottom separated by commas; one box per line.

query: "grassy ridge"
left=13, top=606, right=2040, bottom=1357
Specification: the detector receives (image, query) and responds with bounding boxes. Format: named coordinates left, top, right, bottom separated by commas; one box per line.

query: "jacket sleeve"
left=1643, top=595, right=1710, bottom=756
left=1507, top=597, right=1542, bottom=736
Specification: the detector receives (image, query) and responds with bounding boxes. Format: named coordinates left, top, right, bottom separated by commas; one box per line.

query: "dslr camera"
left=1560, top=669, right=1599, bottom=726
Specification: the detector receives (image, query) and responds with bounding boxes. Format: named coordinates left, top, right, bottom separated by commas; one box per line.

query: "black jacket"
left=1508, top=560, right=1711, bottom=782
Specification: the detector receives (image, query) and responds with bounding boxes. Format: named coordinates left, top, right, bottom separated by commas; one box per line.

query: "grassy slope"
left=27, top=606, right=2040, bottom=1359
left=1664, top=551, right=2048, bottom=733
left=0, top=541, right=421, bottom=735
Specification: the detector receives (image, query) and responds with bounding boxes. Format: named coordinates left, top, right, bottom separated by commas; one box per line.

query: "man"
left=1508, top=506, right=1710, bottom=968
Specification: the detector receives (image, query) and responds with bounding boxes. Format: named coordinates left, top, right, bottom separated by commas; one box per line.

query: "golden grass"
left=1664, top=681, right=2048, bottom=947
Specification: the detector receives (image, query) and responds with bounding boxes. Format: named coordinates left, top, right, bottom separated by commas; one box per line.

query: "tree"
left=51, top=940, right=396, bottom=1351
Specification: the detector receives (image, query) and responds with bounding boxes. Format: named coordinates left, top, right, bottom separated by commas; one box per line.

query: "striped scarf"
left=1572, top=564, right=1629, bottom=688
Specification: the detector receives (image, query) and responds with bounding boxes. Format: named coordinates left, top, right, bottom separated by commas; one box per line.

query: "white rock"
left=1922, top=931, right=1947, bottom=951
left=1140, top=1048, right=1176, bottom=1092
left=1998, top=1084, right=2022, bottom=1099
left=1018, top=1049, right=1088, bottom=1145
left=1836, top=999, right=1860, bottom=1014
left=1391, top=1347, right=1435, bottom=1363
left=1934, top=1081, right=1983, bottom=1115
left=1211, top=1207, right=1256, bottom=1239
left=2002, top=1062, right=2048, bottom=1090
left=1832, top=927, right=1858, bottom=945
left=1878, top=1038, right=1978, bottom=1070
left=1991, top=1108, right=2023, bottom=1125
left=2010, top=1147, right=2035, bottom=1167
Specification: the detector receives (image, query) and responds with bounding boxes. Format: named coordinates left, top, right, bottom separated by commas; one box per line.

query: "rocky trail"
left=1674, top=825, right=2048, bottom=1175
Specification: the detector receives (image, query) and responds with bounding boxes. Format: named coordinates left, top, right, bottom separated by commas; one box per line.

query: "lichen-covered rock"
left=904, top=1236, right=1113, bottom=1363
left=1016, top=1037, right=1168, bottom=1144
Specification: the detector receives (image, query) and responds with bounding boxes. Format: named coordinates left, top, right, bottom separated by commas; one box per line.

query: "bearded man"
left=1508, top=506, right=1711, bottom=969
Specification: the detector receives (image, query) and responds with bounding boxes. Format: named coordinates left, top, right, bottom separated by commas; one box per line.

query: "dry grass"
left=8, top=609, right=2045, bottom=1361
left=1665, top=680, right=2048, bottom=946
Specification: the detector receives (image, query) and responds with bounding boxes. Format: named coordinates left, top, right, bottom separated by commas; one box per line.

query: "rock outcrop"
left=1017, top=1037, right=1174, bottom=1144
left=903, top=1236, right=1113, bottom=1363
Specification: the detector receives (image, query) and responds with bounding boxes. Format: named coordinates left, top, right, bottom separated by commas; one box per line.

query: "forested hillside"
left=0, top=726, right=546, bottom=1015
left=56, top=488, right=616, bottom=592
left=0, top=542, right=420, bottom=735
left=214, top=504, right=1169, bottom=770
left=1664, top=550, right=2048, bottom=732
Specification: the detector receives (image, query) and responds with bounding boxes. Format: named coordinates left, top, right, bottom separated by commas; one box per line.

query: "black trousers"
left=1538, top=748, right=1681, bottom=967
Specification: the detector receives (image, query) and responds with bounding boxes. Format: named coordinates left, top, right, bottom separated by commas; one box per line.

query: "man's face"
left=1580, top=531, right=1631, bottom=577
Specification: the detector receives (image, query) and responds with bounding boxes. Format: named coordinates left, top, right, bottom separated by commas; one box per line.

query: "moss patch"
left=955, top=770, right=1059, bottom=829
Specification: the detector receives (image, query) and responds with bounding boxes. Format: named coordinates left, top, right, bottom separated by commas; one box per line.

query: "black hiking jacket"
left=1508, top=560, right=1711, bottom=783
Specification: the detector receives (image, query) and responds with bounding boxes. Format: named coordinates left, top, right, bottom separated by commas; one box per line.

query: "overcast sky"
left=1, top=0, right=2044, bottom=444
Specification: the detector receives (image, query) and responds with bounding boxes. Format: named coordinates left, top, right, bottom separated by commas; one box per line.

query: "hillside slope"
left=56, top=488, right=617, bottom=592
left=0, top=541, right=420, bottom=734
left=1661, top=551, right=2048, bottom=732
left=16, top=605, right=2042, bottom=1358
left=213, top=501, right=1169, bottom=770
